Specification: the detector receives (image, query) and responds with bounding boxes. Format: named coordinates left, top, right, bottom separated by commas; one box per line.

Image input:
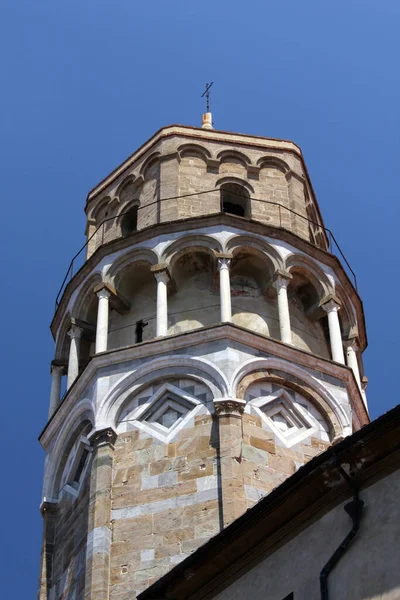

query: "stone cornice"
left=39, top=323, right=368, bottom=449
left=50, top=215, right=367, bottom=351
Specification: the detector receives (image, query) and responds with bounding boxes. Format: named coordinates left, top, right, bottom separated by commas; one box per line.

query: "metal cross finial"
left=201, top=82, right=214, bottom=113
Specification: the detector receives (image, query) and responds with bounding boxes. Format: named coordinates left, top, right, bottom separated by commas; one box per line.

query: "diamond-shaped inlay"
left=246, top=382, right=330, bottom=447
left=140, top=391, right=196, bottom=434
left=157, top=407, right=181, bottom=428
left=271, top=411, right=293, bottom=432
left=117, top=380, right=211, bottom=442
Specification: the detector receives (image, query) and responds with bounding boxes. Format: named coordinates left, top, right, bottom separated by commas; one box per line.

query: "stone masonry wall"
left=108, top=397, right=331, bottom=599
left=47, top=474, right=90, bottom=600
left=85, top=132, right=327, bottom=257
left=110, top=415, right=220, bottom=600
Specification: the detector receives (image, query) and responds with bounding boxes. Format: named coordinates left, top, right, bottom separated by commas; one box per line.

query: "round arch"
left=225, top=234, right=284, bottom=272
left=334, top=284, right=358, bottom=337
left=178, top=143, right=211, bottom=164
left=89, top=196, right=112, bottom=222
left=139, top=152, right=161, bottom=179
left=43, top=400, right=95, bottom=499
left=161, top=234, right=222, bottom=268
left=216, top=176, right=254, bottom=195
left=55, top=311, right=72, bottom=361
left=216, top=149, right=252, bottom=167
left=231, top=357, right=351, bottom=439
left=96, top=355, right=229, bottom=428
left=105, top=247, right=159, bottom=286
left=71, top=272, right=103, bottom=323
left=257, top=156, right=290, bottom=174
left=285, top=253, right=332, bottom=300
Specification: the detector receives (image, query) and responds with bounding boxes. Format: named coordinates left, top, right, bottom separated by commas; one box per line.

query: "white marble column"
left=344, top=338, right=362, bottom=389
left=95, top=288, right=111, bottom=353
left=218, top=258, right=232, bottom=322
left=67, top=324, right=83, bottom=389
left=273, top=272, right=292, bottom=345
left=322, top=300, right=345, bottom=364
left=48, top=364, right=64, bottom=418
left=154, top=270, right=169, bottom=337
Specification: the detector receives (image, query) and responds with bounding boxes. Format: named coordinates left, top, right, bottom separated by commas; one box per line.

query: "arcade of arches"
left=49, top=248, right=360, bottom=417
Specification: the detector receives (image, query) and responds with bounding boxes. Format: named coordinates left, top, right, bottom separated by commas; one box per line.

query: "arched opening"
left=287, top=269, right=330, bottom=358
left=220, top=183, right=250, bottom=217
left=71, top=276, right=102, bottom=372
left=168, top=250, right=219, bottom=334
left=230, top=249, right=279, bottom=338
left=121, top=206, right=138, bottom=237
left=108, top=261, right=156, bottom=349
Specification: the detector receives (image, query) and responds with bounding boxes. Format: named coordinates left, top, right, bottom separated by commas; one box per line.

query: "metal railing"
left=54, top=188, right=357, bottom=311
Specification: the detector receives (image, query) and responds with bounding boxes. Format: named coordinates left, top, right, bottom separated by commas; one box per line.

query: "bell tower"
left=38, top=114, right=369, bottom=600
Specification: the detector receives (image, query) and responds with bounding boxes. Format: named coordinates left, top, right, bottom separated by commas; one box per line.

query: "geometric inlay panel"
left=245, top=381, right=330, bottom=447
left=117, top=379, right=212, bottom=443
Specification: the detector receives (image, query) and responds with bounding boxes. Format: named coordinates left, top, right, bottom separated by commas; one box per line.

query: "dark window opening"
left=220, top=183, right=249, bottom=217
left=72, top=449, right=90, bottom=487
left=282, top=594, right=294, bottom=600
left=121, top=206, right=138, bottom=237
left=136, top=319, right=148, bottom=343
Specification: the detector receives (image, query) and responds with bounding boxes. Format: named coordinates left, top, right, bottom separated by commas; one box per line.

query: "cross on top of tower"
left=201, top=82, right=214, bottom=113
left=201, top=82, right=214, bottom=129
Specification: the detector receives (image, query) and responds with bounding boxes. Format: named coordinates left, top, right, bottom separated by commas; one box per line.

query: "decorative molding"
left=217, top=258, right=231, bottom=271
left=320, top=294, right=342, bottom=314
left=118, top=382, right=204, bottom=443
left=151, top=263, right=171, bottom=285
left=93, top=281, right=130, bottom=314
left=214, top=398, right=246, bottom=417
left=273, top=269, right=292, bottom=290
left=88, top=427, right=118, bottom=449
left=40, top=498, right=58, bottom=516
left=96, top=287, right=111, bottom=301
left=50, top=363, right=65, bottom=376
left=344, top=337, right=359, bottom=351
left=67, top=324, right=83, bottom=339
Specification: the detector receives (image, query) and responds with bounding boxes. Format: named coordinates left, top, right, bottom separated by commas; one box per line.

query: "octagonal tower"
left=38, top=114, right=369, bottom=600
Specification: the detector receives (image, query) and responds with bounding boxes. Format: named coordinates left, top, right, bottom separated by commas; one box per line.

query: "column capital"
left=320, top=295, right=341, bottom=314
left=215, top=252, right=233, bottom=271
left=151, top=263, right=171, bottom=284
left=40, top=498, right=58, bottom=516
left=217, top=257, right=231, bottom=271
left=344, top=337, right=359, bottom=351
left=94, top=282, right=130, bottom=315
left=273, top=270, right=292, bottom=290
left=50, top=361, right=65, bottom=376
left=213, top=398, right=246, bottom=418
left=88, top=427, right=118, bottom=449
left=67, top=324, right=83, bottom=339
left=96, top=287, right=111, bottom=301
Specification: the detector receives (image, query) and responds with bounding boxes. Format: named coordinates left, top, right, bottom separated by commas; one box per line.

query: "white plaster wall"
left=214, top=470, right=400, bottom=600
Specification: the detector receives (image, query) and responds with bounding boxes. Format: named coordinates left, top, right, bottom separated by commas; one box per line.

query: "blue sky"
left=1, top=1, right=399, bottom=597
